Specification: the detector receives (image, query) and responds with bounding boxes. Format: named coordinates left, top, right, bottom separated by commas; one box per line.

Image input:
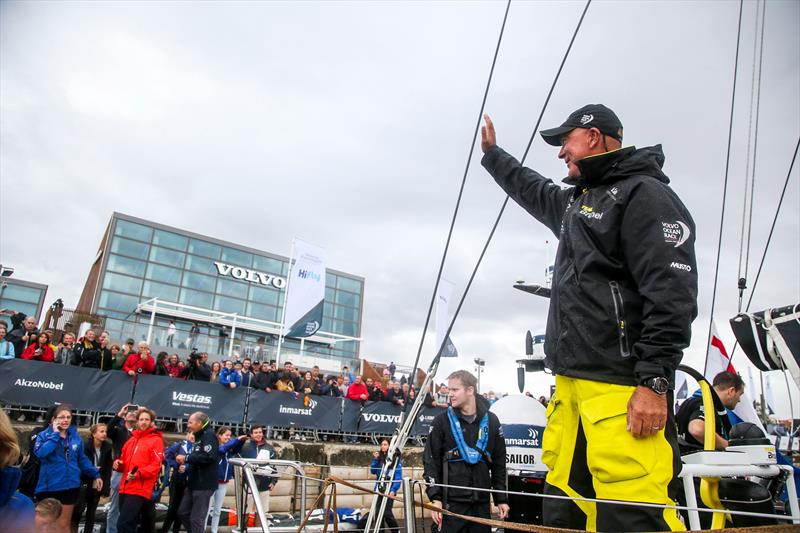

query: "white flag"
left=282, top=239, right=326, bottom=338
left=436, top=279, right=458, bottom=358
left=705, top=321, right=764, bottom=431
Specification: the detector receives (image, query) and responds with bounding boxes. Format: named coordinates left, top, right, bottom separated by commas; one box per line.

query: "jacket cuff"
left=634, top=361, right=675, bottom=386
left=480, top=145, right=502, bottom=170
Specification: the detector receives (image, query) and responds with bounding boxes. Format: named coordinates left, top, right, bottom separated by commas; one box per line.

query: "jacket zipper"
left=608, top=281, right=630, bottom=358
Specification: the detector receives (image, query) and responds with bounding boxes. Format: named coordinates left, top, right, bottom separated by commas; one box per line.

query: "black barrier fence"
left=0, top=360, right=445, bottom=433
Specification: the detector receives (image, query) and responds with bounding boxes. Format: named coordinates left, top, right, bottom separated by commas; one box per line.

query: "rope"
left=407, top=0, right=512, bottom=387
left=430, top=0, right=592, bottom=369
left=703, top=0, right=745, bottom=373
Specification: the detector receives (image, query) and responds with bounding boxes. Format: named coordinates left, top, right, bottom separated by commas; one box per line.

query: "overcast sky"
left=1, top=1, right=798, bottom=414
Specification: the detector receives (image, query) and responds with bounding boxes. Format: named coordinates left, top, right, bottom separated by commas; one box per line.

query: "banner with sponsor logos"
left=132, top=374, right=249, bottom=424
left=490, top=395, right=548, bottom=473
left=248, top=390, right=342, bottom=431
left=283, top=239, right=326, bottom=338
left=340, top=400, right=445, bottom=435
left=411, top=406, right=446, bottom=436
left=0, top=359, right=131, bottom=413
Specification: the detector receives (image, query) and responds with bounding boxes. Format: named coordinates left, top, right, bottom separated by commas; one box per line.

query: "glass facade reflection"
left=79, top=213, right=364, bottom=369
left=0, top=279, right=48, bottom=321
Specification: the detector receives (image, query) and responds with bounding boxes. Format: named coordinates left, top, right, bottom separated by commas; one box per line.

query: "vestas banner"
left=283, top=239, right=326, bottom=338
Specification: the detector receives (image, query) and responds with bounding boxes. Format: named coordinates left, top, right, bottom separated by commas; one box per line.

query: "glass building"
left=76, top=213, right=364, bottom=372
left=0, top=278, right=48, bottom=322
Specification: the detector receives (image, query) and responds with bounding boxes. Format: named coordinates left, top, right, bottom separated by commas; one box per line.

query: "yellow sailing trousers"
left=541, top=375, right=685, bottom=532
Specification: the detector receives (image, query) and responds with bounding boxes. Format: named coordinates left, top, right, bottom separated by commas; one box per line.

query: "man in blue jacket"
left=219, top=360, right=241, bottom=389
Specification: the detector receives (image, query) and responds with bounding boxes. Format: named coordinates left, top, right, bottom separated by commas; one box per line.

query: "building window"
left=185, top=254, right=216, bottom=275
left=152, top=229, right=189, bottom=251
left=188, top=238, right=221, bottom=259
left=142, top=280, right=180, bottom=302
left=111, top=237, right=150, bottom=260
left=221, top=247, right=253, bottom=268
left=183, top=272, right=216, bottom=292
left=246, top=302, right=279, bottom=322
left=149, top=246, right=186, bottom=269
left=253, top=255, right=286, bottom=276
left=102, top=272, right=144, bottom=295
left=114, top=219, right=153, bottom=242
left=336, top=276, right=362, bottom=294
left=336, top=290, right=360, bottom=308
left=98, top=291, right=140, bottom=312
left=216, top=278, right=248, bottom=300
left=214, top=295, right=246, bottom=315
left=249, top=285, right=280, bottom=306
left=106, top=254, right=146, bottom=278
left=179, top=288, right=214, bottom=309
left=146, top=263, right=182, bottom=285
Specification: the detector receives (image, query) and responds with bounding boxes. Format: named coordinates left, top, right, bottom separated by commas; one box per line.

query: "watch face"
left=651, top=377, right=669, bottom=394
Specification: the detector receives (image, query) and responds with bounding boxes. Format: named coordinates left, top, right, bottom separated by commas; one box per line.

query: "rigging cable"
left=736, top=0, right=768, bottom=312
left=406, top=0, right=512, bottom=387
left=431, top=0, right=592, bottom=369
left=703, top=0, right=745, bottom=373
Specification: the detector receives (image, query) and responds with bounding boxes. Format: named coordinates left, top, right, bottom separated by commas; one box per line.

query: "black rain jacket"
left=482, top=144, right=698, bottom=386
left=186, top=425, right=220, bottom=491
left=423, top=395, right=507, bottom=506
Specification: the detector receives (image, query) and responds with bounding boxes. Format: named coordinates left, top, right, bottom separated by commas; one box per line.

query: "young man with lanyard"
left=423, top=370, right=509, bottom=533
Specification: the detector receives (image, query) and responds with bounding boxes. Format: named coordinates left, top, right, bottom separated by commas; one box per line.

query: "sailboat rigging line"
left=743, top=136, right=800, bottom=314
left=737, top=0, right=764, bottom=292
left=729, top=135, right=800, bottom=365
left=742, top=0, right=768, bottom=310
left=367, top=2, right=592, bottom=532
left=703, top=0, right=745, bottom=374
left=407, top=0, right=512, bottom=396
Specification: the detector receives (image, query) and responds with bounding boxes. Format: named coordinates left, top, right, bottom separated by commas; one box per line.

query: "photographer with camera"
left=181, top=350, right=211, bottom=382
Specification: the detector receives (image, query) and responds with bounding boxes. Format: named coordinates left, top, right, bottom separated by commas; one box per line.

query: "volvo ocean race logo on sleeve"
left=662, top=221, right=691, bottom=247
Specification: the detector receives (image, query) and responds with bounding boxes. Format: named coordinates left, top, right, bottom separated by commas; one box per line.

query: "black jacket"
left=186, top=425, right=220, bottom=491
left=7, top=327, right=37, bottom=357
left=482, top=145, right=698, bottom=386
left=423, top=395, right=507, bottom=506
left=82, top=438, right=113, bottom=497
left=107, top=416, right=133, bottom=459
left=251, top=371, right=271, bottom=391
left=75, top=340, right=102, bottom=368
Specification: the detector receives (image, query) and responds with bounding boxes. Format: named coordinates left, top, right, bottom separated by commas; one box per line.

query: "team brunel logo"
left=580, top=114, right=594, bottom=125
left=662, top=221, right=691, bottom=248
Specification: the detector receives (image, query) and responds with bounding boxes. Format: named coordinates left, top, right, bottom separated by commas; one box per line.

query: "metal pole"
left=300, top=338, right=305, bottom=357
left=276, top=240, right=296, bottom=366
left=146, top=298, right=157, bottom=346
left=229, top=314, right=238, bottom=359
left=403, top=477, right=416, bottom=533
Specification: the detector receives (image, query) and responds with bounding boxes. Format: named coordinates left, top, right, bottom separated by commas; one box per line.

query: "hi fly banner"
left=705, top=321, right=764, bottom=431
left=436, top=279, right=458, bottom=357
left=283, top=239, right=326, bottom=338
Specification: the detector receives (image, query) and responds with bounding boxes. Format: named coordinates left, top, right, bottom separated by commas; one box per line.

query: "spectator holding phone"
left=369, top=438, right=402, bottom=533
left=7, top=315, right=37, bottom=357
left=208, top=427, right=248, bottom=533
left=122, top=342, right=156, bottom=376
left=34, top=405, right=101, bottom=532
left=54, top=333, right=76, bottom=365
left=106, top=404, right=138, bottom=533
left=114, top=407, right=164, bottom=533
left=74, top=330, right=101, bottom=368
left=21, top=332, right=55, bottom=362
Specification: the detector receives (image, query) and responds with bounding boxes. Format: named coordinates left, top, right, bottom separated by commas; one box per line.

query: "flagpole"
left=275, top=239, right=296, bottom=366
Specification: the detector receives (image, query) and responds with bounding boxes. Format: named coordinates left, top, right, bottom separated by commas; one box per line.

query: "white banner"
left=436, top=279, right=458, bottom=358
left=282, top=239, right=326, bottom=338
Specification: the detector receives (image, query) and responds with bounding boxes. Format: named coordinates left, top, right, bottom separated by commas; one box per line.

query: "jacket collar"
left=565, top=146, right=636, bottom=187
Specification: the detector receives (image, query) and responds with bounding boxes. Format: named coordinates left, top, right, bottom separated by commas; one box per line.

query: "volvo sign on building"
left=76, top=213, right=364, bottom=369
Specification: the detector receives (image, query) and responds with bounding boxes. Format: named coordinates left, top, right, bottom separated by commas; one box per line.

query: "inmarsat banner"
left=436, top=279, right=458, bottom=358
left=283, top=239, right=326, bottom=338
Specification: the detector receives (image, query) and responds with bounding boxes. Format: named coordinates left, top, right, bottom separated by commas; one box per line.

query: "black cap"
left=540, top=104, right=623, bottom=146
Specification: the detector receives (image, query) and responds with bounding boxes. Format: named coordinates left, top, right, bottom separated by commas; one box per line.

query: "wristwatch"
left=641, top=376, right=670, bottom=395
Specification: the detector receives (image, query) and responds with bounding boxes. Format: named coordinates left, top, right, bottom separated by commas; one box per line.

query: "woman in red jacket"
left=122, top=342, right=156, bottom=376
left=21, top=332, right=55, bottom=362
left=113, top=407, right=164, bottom=533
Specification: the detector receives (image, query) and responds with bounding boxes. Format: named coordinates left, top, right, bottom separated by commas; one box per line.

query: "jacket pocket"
left=608, top=281, right=631, bottom=358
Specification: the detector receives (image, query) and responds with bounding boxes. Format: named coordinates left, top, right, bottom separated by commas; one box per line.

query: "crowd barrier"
left=0, top=359, right=444, bottom=436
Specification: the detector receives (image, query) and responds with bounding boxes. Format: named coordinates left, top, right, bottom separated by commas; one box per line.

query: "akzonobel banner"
left=132, top=374, right=249, bottom=424
left=0, top=359, right=130, bottom=413
left=283, top=239, right=326, bottom=338
left=248, top=391, right=342, bottom=430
